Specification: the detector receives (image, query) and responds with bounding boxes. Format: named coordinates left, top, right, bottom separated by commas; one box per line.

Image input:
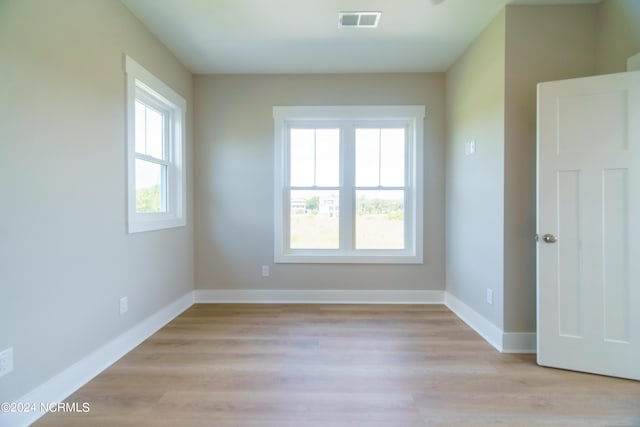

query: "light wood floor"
left=35, top=304, right=640, bottom=426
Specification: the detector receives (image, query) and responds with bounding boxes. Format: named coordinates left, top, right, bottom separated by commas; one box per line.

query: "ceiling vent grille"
left=338, top=11, right=381, bottom=28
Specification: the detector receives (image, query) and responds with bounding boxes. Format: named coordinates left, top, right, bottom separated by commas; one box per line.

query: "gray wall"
left=446, top=1, right=639, bottom=335
left=596, top=0, right=640, bottom=74
left=445, top=11, right=506, bottom=329
left=500, top=1, right=640, bottom=333
left=503, top=5, right=597, bottom=333
left=0, top=0, right=194, bottom=402
left=194, top=74, right=446, bottom=292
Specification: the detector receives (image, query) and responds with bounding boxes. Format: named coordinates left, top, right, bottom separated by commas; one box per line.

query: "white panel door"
left=537, top=71, right=640, bottom=380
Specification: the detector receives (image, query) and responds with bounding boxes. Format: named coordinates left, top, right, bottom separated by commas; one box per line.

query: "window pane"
left=135, top=159, right=167, bottom=213
left=290, top=190, right=339, bottom=249
left=145, top=106, right=164, bottom=159
left=134, top=101, right=146, bottom=154
left=355, top=190, right=404, bottom=249
left=290, top=129, right=314, bottom=186
left=315, top=129, right=339, bottom=186
left=135, top=100, right=165, bottom=160
left=355, top=129, right=380, bottom=187
left=380, top=129, right=405, bottom=186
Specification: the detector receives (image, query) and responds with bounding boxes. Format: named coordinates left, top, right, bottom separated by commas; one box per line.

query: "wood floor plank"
left=34, top=304, right=640, bottom=426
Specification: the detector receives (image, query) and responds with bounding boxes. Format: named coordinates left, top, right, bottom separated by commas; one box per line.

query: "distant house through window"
left=273, top=105, right=425, bottom=263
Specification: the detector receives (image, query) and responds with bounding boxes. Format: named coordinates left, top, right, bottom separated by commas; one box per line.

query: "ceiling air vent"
left=338, top=11, right=381, bottom=28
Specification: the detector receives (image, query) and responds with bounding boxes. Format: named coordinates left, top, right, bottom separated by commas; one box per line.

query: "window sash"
left=283, top=121, right=413, bottom=255
left=133, top=95, right=173, bottom=216
left=354, top=189, right=406, bottom=250
left=135, top=90, right=171, bottom=160
left=134, top=158, right=168, bottom=214
left=289, top=128, right=340, bottom=187
left=355, top=127, right=406, bottom=188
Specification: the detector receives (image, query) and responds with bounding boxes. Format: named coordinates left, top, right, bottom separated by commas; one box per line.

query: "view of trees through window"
left=136, top=184, right=162, bottom=213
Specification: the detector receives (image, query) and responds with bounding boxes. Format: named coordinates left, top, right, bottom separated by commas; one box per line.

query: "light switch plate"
left=465, top=139, right=476, bottom=155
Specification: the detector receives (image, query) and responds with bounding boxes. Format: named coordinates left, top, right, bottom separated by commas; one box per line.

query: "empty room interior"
left=1, top=0, right=640, bottom=425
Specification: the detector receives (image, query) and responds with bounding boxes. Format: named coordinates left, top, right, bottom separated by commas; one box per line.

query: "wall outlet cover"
left=486, top=288, right=494, bottom=305
left=0, top=347, right=14, bottom=377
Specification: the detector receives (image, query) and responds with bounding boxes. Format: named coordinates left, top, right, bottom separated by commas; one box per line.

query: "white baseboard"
left=2, top=292, right=194, bottom=427
left=194, top=289, right=445, bottom=304
left=444, top=292, right=536, bottom=354
left=444, top=292, right=504, bottom=351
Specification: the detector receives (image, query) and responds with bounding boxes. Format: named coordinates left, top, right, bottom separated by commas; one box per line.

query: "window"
left=125, top=56, right=186, bottom=233
left=273, top=106, right=424, bottom=263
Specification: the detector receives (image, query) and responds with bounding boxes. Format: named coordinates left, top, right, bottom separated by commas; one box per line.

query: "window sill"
left=274, top=252, right=423, bottom=264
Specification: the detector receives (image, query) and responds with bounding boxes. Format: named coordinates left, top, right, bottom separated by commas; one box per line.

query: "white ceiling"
left=121, top=0, right=600, bottom=74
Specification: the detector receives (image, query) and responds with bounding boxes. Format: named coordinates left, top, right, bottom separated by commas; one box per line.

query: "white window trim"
left=273, top=105, right=425, bottom=264
left=125, top=55, right=186, bottom=233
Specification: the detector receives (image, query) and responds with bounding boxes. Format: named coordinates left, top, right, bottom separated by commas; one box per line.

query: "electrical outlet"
left=261, top=265, right=270, bottom=277
left=486, top=288, right=494, bottom=305
left=119, top=296, right=128, bottom=315
left=0, top=347, right=14, bottom=378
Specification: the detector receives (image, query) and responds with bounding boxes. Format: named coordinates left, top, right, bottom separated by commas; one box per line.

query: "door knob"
left=543, top=233, right=557, bottom=243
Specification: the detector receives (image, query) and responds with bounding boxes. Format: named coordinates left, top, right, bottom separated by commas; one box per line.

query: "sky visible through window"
left=289, top=128, right=405, bottom=198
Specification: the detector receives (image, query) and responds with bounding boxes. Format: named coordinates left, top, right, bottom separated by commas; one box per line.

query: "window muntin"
left=125, top=55, right=186, bottom=233
left=274, top=106, right=424, bottom=264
